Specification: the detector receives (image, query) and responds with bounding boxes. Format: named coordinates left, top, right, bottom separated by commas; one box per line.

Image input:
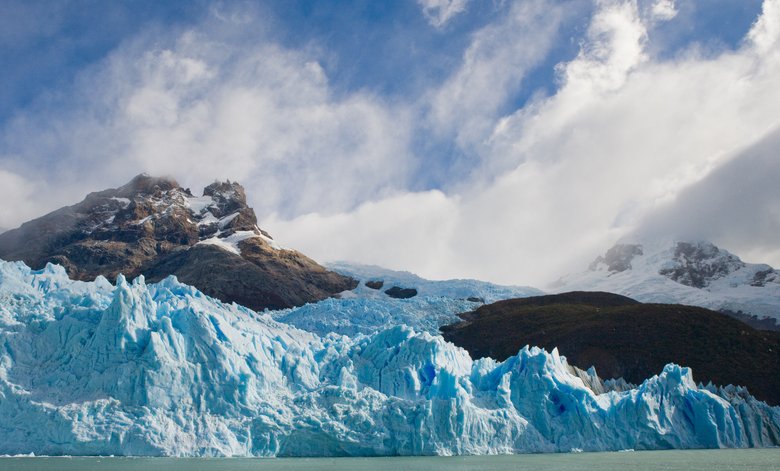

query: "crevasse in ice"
left=0, top=260, right=778, bottom=456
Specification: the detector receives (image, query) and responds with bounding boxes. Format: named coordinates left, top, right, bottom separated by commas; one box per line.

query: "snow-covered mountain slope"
left=327, top=262, right=544, bottom=302
left=0, top=259, right=778, bottom=456
left=268, top=263, right=544, bottom=337
left=554, top=241, right=780, bottom=327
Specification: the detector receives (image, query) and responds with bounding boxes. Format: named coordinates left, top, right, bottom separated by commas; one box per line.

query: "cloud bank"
left=1, top=0, right=778, bottom=286
left=632, top=127, right=780, bottom=265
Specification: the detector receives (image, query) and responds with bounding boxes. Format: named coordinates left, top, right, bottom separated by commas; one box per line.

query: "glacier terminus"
left=0, top=259, right=778, bottom=457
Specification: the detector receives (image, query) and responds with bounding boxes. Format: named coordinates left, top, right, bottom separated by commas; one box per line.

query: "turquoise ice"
left=0, top=260, right=777, bottom=456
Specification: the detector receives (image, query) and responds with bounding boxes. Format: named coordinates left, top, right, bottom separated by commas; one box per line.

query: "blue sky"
left=1, top=0, right=778, bottom=284
left=2, top=0, right=761, bottom=119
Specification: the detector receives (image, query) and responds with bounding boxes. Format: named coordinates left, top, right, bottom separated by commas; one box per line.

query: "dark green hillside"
left=441, top=292, right=780, bottom=404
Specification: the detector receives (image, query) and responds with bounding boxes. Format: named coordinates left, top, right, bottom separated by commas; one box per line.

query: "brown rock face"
left=364, top=280, right=384, bottom=290
left=0, top=173, right=357, bottom=311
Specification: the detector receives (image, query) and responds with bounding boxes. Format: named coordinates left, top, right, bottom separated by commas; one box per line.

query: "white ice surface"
left=268, top=262, right=545, bottom=337
left=0, top=259, right=777, bottom=457
left=327, top=262, right=543, bottom=302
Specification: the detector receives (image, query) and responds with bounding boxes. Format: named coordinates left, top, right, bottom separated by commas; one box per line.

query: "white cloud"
left=1, top=23, right=415, bottom=220
left=1, top=0, right=777, bottom=288
left=113, top=41, right=414, bottom=217
left=560, top=0, right=647, bottom=95
left=427, top=0, right=566, bottom=156
left=650, top=0, right=677, bottom=22
left=417, top=0, right=471, bottom=28
left=268, top=190, right=462, bottom=278
left=749, top=0, right=780, bottom=55
left=631, top=127, right=780, bottom=268
left=0, top=169, right=37, bottom=230
left=271, top=0, right=780, bottom=285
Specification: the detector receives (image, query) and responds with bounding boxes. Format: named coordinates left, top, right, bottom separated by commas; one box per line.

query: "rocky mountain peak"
left=659, top=241, right=746, bottom=288
left=116, top=173, right=182, bottom=197
left=203, top=180, right=247, bottom=204
left=555, top=239, right=780, bottom=330
left=195, top=180, right=257, bottom=237
left=0, top=174, right=357, bottom=311
left=586, top=240, right=751, bottom=288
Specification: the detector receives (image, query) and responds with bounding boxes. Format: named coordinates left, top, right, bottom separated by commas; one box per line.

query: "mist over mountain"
left=630, top=128, right=780, bottom=269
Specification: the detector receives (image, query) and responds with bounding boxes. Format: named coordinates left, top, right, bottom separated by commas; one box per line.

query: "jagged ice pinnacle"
left=0, top=260, right=778, bottom=456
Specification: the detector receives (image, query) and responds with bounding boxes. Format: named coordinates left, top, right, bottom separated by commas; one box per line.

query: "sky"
left=0, top=0, right=778, bottom=287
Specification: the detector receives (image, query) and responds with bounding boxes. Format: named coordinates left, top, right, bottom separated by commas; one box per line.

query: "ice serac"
left=555, top=240, right=780, bottom=329
left=0, top=173, right=356, bottom=311
left=0, top=259, right=778, bottom=456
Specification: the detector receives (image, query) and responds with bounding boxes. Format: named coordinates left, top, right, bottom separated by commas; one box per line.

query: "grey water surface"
left=1, top=449, right=779, bottom=471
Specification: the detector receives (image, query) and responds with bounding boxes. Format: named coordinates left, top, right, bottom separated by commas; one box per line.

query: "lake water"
left=1, top=449, right=779, bottom=471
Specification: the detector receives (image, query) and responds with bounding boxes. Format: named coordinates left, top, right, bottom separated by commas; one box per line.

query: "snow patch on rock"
left=555, top=240, right=780, bottom=322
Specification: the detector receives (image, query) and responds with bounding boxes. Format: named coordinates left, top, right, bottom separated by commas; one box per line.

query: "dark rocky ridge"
left=659, top=241, right=747, bottom=288
left=441, top=292, right=780, bottom=405
left=0, top=173, right=357, bottom=311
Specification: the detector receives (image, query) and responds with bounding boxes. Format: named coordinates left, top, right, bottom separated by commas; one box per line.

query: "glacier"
left=325, top=262, right=544, bottom=303
left=0, top=259, right=778, bottom=456
left=270, top=262, right=543, bottom=337
left=269, top=296, right=480, bottom=337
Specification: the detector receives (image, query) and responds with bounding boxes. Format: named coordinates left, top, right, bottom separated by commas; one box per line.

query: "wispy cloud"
left=749, top=0, right=780, bottom=54
left=417, top=0, right=471, bottom=28
left=275, top=0, right=780, bottom=284
left=1, top=18, right=414, bottom=219
left=0, top=169, right=35, bottom=229
left=0, top=0, right=777, bottom=285
left=427, top=0, right=568, bottom=157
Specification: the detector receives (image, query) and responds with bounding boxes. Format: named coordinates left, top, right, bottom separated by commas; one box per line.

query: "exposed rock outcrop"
left=556, top=240, right=780, bottom=328
left=364, top=280, right=384, bottom=290
left=384, top=286, right=418, bottom=299
left=0, top=173, right=357, bottom=311
left=659, top=241, right=746, bottom=288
